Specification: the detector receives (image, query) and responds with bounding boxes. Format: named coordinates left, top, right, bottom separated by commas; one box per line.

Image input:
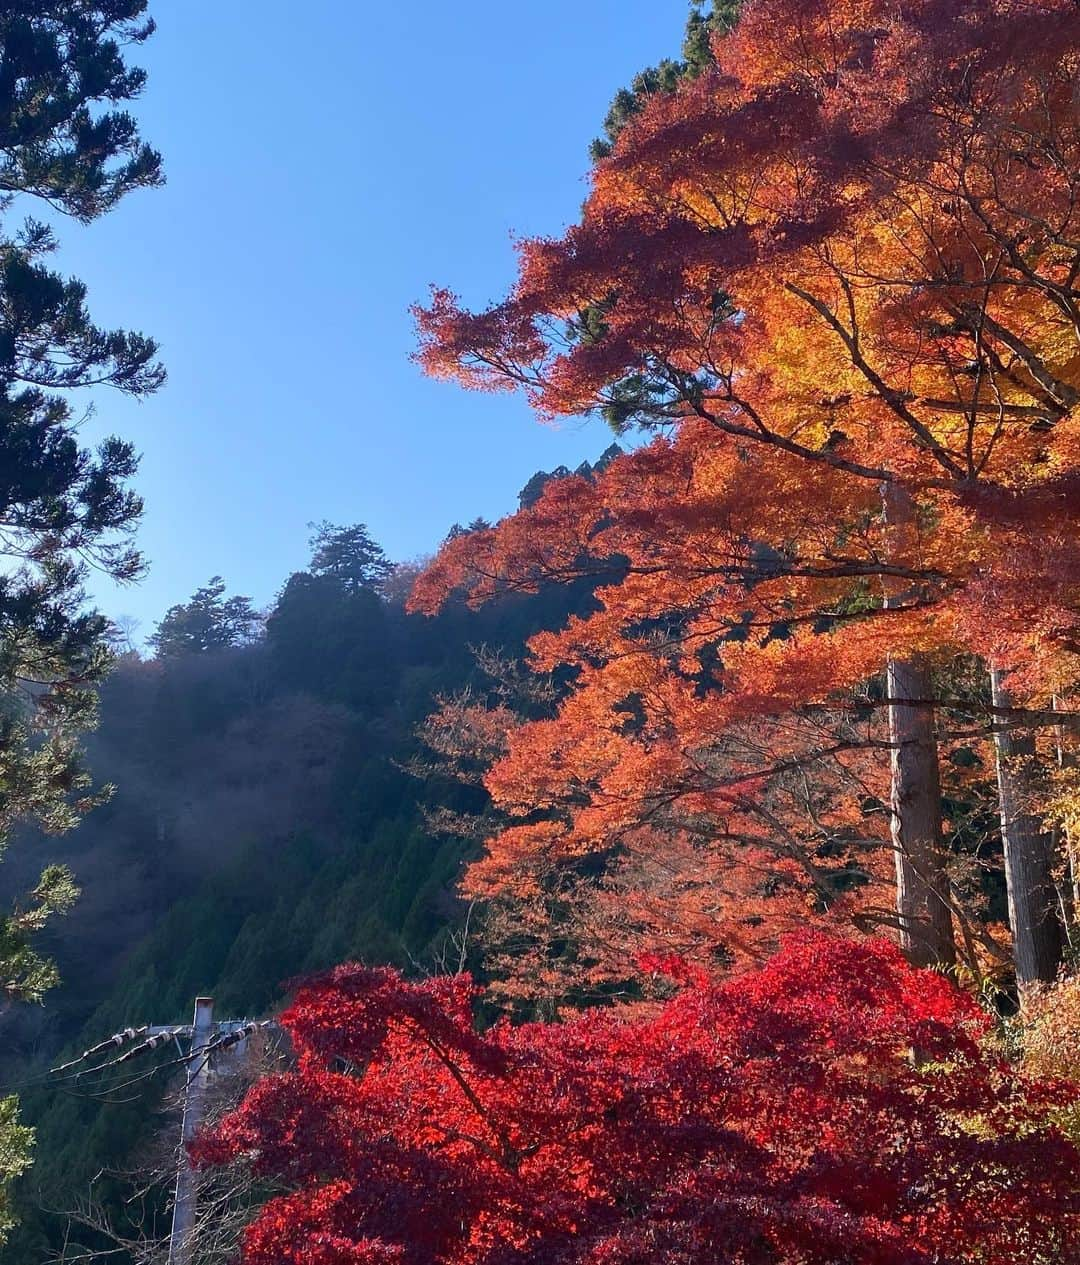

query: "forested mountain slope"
left=0, top=496, right=599, bottom=1262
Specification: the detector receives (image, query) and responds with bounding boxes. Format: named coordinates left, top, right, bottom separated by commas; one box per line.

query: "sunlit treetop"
left=416, top=0, right=1080, bottom=498
left=414, top=0, right=1080, bottom=686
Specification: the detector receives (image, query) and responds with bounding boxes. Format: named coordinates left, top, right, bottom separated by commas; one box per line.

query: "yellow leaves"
left=1020, top=969, right=1080, bottom=1144
left=1043, top=761, right=1080, bottom=865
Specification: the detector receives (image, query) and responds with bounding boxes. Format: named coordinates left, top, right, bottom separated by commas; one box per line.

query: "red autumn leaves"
left=196, top=935, right=1080, bottom=1264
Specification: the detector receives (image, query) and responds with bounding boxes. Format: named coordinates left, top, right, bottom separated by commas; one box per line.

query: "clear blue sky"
left=50, top=1, right=688, bottom=637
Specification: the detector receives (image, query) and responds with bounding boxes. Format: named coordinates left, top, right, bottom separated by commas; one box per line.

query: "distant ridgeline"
left=0, top=469, right=610, bottom=1263
left=517, top=442, right=624, bottom=510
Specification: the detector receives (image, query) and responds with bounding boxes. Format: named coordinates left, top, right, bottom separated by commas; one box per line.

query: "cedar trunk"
left=887, top=654, right=956, bottom=969
left=990, top=668, right=1062, bottom=989
left=881, top=483, right=955, bottom=969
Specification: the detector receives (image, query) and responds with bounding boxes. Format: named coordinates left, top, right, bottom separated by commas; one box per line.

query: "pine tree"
left=149, top=579, right=261, bottom=658
left=0, top=2, right=163, bottom=1232
left=308, top=521, right=394, bottom=593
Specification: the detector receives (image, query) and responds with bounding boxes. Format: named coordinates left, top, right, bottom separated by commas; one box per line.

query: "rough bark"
left=887, top=654, right=957, bottom=968
left=991, top=668, right=1063, bottom=989
left=882, top=483, right=955, bottom=969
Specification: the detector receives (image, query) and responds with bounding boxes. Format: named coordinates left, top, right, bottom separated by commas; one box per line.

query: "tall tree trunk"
left=881, top=482, right=955, bottom=969
left=887, top=654, right=956, bottom=968
left=990, top=667, right=1062, bottom=989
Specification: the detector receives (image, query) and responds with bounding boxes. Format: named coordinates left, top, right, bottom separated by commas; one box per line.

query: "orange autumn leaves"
left=411, top=0, right=1080, bottom=992
left=414, top=435, right=910, bottom=989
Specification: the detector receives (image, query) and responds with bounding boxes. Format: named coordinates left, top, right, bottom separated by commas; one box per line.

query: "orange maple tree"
left=412, top=451, right=1014, bottom=1001
left=412, top=0, right=1080, bottom=986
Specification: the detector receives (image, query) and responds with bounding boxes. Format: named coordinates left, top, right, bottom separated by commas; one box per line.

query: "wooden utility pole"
left=169, top=997, right=214, bottom=1265
left=47, top=999, right=270, bottom=1262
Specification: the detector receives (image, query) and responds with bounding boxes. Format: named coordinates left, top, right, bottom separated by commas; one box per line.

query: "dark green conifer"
left=0, top=4, right=162, bottom=1232
left=588, top=2, right=740, bottom=160
left=308, top=521, right=394, bottom=593
left=149, top=580, right=260, bottom=658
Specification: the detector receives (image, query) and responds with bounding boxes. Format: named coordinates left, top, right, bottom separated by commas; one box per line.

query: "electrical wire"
left=2, top=1018, right=279, bottom=1099
left=49, top=1026, right=158, bottom=1075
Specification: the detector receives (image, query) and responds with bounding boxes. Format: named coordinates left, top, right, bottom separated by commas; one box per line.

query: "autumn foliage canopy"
left=196, top=934, right=1080, bottom=1265
left=413, top=0, right=1080, bottom=684
left=198, top=3, right=1080, bottom=1261
left=408, top=0, right=1080, bottom=983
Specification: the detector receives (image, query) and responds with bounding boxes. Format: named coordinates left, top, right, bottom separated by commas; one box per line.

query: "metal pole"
left=169, top=997, right=214, bottom=1265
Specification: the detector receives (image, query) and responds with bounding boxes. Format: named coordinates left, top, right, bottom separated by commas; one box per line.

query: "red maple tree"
left=196, top=934, right=1080, bottom=1264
